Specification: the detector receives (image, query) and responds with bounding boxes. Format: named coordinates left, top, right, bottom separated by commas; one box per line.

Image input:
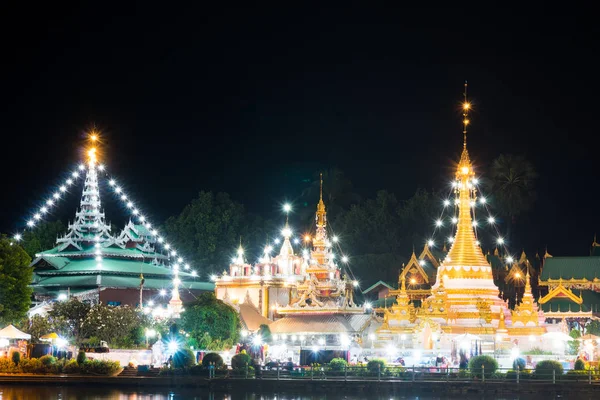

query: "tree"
left=48, top=298, right=91, bottom=341
left=257, top=324, right=272, bottom=344
left=298, top=168, right=360, bottom=225
left=164, top=191, right=270, bottom=276
left=0, top=236, right=33, bottom=325
left=333, top=189, right=442, bottom=287
left=80, top=303, right=147, bottom=347
left=180, top=292, right=240, bottom=350
left=20, top=221, right=66, bottom=258
left=488, top=154, right=537, bottom=243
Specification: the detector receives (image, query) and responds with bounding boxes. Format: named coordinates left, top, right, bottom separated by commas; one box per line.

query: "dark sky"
left=1, top=5, right=598, bottom=257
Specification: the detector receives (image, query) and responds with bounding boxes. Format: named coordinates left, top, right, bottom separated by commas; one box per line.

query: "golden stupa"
left=377, top=84, right=545, bottom=352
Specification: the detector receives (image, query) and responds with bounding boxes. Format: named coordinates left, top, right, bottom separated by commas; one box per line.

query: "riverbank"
left=1, top=375, right=599, bottom=396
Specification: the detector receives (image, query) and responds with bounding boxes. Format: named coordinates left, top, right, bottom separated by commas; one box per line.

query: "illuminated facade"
left=377, top=92, right=546, bottom=355
left=29, top=141, right=211, bottom=311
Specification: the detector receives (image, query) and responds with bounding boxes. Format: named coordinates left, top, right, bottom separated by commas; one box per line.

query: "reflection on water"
left=0, top=386, right=584, bottom=400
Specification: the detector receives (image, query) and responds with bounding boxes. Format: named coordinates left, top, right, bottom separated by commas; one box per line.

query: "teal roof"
left=362, top=280, right=395, bottom=295
left=34, top=257, right=194, bottom=278
left=32, top=274, right=214, bottom=292
left=541, top=290, right=600, bottom=313
left=372, top=297, right=397, bottom=308
left=540, top=257, right=600, bottom=281
left=37, top=245, right=165, bottom=259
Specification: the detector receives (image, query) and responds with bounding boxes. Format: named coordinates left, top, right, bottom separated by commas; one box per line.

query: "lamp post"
left=145, top=328, right=156, bottom=347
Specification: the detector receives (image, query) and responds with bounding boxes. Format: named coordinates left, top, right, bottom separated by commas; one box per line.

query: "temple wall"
left=99, top=288, right=205, bottom=307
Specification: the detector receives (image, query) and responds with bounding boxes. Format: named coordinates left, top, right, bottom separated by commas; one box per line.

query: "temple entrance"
left=421, top=322, right=433, bottom=350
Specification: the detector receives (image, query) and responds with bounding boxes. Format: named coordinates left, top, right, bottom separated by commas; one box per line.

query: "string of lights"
left=11, top=166, right=84, bottom=243
left=103, top=174, right=198, bottom=278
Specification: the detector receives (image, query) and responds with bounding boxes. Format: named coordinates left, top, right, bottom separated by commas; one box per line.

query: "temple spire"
left=462, top=81, right=470, bottom=150
left=440, top=83, right=490, bottom=271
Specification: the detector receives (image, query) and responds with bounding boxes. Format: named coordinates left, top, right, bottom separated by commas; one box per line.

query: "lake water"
left=0, top=386, right=585, bottom=400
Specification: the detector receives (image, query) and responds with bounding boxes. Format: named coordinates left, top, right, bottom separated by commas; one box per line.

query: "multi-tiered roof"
left=30, top=146, right=211, bottom=304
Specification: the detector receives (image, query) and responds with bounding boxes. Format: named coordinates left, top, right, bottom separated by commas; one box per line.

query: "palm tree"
left=488, top=154, right=537, bottom=244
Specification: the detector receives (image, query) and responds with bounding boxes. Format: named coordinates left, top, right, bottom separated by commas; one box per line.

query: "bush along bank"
left=0, top=354, right=121, bottom=376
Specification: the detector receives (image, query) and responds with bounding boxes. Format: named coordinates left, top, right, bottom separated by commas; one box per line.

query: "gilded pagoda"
left=377, top=88, right=546, bottom=352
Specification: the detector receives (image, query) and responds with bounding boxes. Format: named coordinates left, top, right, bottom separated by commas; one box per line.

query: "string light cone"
left=17, top=131, right=204, bottom=315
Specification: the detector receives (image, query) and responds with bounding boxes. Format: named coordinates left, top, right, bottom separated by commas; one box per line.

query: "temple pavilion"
left=376, top=94, right=546, bottom=356
left=29, top=150, right=212, bottom=310
left=216, top=176, right=375, bottom=364
left=537, top=236, right=600, bottom=324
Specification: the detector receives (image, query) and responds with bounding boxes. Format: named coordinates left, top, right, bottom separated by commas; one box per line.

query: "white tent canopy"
left=452, top=333, right=482, bottom=342
left=0, top=324, right=31, bottom=340
left=542, top=331, right=572, bottom=341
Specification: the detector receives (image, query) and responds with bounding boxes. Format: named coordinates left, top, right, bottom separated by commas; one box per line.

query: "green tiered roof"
left=30, top=162, right=212, bottom=302
left=540, top=290, right=600, bottom=313
left=540, top=257, right=600, bottom=281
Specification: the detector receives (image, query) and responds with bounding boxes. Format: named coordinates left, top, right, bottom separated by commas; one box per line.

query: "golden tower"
left=428, top=82, right=507, bottom=332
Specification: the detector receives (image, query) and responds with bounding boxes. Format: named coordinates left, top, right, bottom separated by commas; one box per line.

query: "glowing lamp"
left=318, top=338, right=325, bottom=346
left=342, top=256, right=349, bottom=263
left=410, top=278, right=416, bottom=284
left=57, top=293, right=67, bottom=301
left=506, top=256, right=514, bottom=263
left=497, top=237, right=504, bottom=245
left=463, top=102, right=471, bottom=110
left=304, top=235, right=311, bottom=242
left=281, top=227, right=292, bottom=237
left=159, top=289, right=167, bottom=296
left=13, top=233, right=22, bottom=241
left=352, top=280, right=359, bottom=287
left=514, top=272, right=521, bottom=279
left=461, top=166, right=469, bottom=174
left=168, top=341, right=178, bottom=353
left=332, top=236, right=339, bottom=242
left=253, top=336, right=263, bottom=346
left=419, top=260, right=425, bottom=266
left=283, top=203, right=291, bottom=213
left=364, top=302, right=372, bottom=310
left=435, top=219, right=443, bottom=227
left=427, top=239, right=434, bottom=247
left=443, top=199, right=451, bottom=207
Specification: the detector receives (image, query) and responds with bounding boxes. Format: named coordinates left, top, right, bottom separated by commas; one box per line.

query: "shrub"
left=76, top=350, right=87, bottom=364
left=81, top=359, right=121, bottom=375
left=11, top=352, right=21, bottom=365
left=534, top=360, right=563, bottom=379
left=39, top=355, right=57, bottom=367
left=513, top=357, right=526, bottom=371
left=329, top=358, right=348, bottom=371
left=0, top=358, right=19, bottom=373
left=173, top=348, right=195, bottom=369
left=565, top=370, right=588, bottom=381
left=63, top=359, right=80, bottom=374
left=19, top=358, right=44, bottom=373
left=468, top=355, right=498, bottom=378
left=366, top=359, right=386, bottom=374
left=201, top=352, right=223, bottom=368
left=231, top=353, right=252, bottom=369
left=506, top=369, right=531, bottom=380
left=574, top=358, right=586, bottom=371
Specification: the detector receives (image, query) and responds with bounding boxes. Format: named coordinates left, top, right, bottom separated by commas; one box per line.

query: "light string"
left=103, top=173, right=198, bottom=278
left=11, top=165, right=85, bottom=243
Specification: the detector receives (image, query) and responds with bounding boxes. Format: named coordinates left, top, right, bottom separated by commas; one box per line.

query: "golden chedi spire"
left=311, top=173, right=328, bottom=266
left=442, top=82, right=490, bottom=272
left=316, top=173, right=326, bottom=228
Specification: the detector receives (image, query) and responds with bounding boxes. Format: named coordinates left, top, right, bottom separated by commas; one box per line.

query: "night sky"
left=1, top=5, right=598, bottom=257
